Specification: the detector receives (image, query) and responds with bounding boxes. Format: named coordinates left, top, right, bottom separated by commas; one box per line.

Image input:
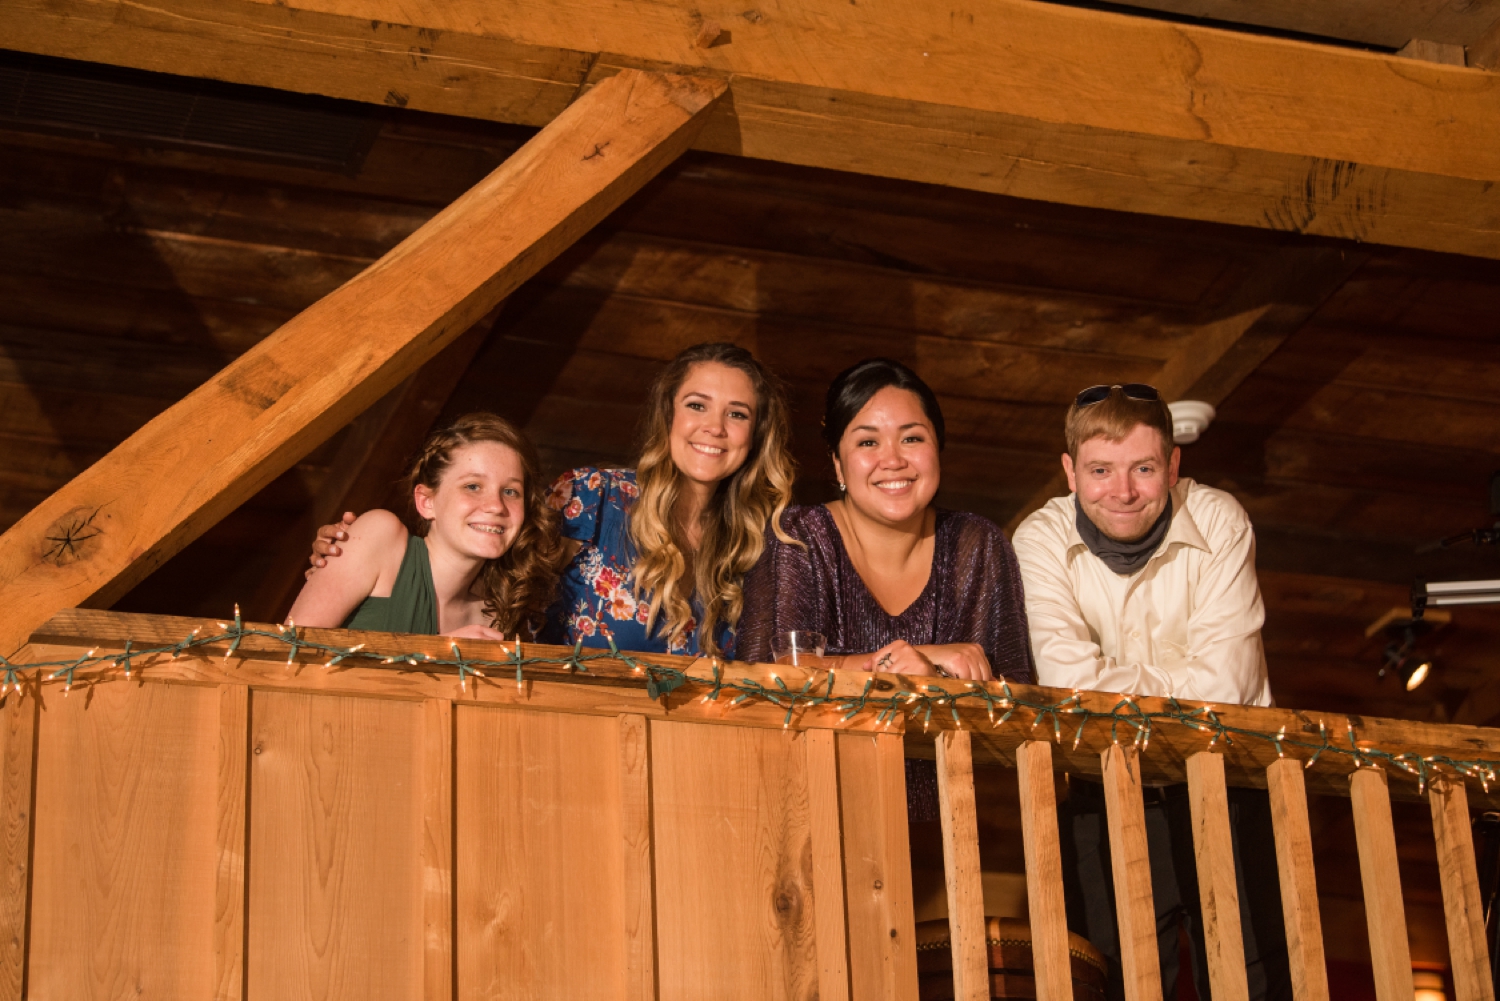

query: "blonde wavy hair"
left=407, top=413, right=566, bottom=637
left=629, top=343, right=796, bottom=655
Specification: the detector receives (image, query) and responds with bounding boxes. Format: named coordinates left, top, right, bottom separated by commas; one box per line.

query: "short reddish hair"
left=1064, top=388, right=1174, bottom=460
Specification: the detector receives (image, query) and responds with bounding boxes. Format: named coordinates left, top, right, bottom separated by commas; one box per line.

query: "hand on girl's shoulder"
left=343, top=509, right=409, bottom=548
left=333, top=510, right=410, bottom=579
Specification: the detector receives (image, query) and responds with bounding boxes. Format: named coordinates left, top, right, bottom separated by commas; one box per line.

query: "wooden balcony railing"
left=2, top=608, right=1497, bottom=1000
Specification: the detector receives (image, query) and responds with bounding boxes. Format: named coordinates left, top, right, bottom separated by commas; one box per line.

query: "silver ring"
left=876, top=653, right=894, bottom=669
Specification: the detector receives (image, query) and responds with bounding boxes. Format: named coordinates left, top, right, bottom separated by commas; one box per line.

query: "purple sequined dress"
left=739, top=504, right=1034, bottom=820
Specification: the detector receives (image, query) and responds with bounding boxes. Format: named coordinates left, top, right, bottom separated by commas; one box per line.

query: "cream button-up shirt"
left=1012, top=477, right=1272, bottom=707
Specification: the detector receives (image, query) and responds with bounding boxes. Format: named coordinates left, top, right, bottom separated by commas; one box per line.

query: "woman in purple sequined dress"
left=739, top=358, right=1034, bottom=817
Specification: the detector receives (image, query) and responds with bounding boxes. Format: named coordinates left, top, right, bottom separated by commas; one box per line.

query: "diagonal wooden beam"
left=242, top=314, right=496, bottom=623
left=7, top=0, right=1500, bottom=258
left=0, top=68, right=727, bottom=656
left=1004, top=245, right=1365, bottom=533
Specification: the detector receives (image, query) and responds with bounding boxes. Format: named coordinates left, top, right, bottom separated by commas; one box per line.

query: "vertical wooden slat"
left=0, top=692, right=38, bottom=1001
left=214, top=684, right=250, bottom=1001
left=936, top=729, right=988, bottom=1001
left=1430, top=777, right=1494, bottom=1001
left=1185, top=752, right=1249, bottom=1001
left=1100, top=743, right=1163, bottom=1001
left=805, top=729, right=852, bottom=1001
left=839, top=732, right=920, bottom=1001
left=1015, top=740, right=1074, bottom=1001
left=422, top=698, right=455, bottom=1001
left=618, top=713, right=658, bottom=1001
left=1265, top=759, right=1330, bottom=1001
left=1349, top=767, right=1414, bottom=1001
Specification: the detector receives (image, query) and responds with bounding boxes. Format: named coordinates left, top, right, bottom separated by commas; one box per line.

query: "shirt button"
left=1131, top=630, right=1140, bottom=639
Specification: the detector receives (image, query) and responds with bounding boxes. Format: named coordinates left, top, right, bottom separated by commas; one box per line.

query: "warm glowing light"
left=1406, top=662, right=1431, bottom=691
left=1413, top=971, right=1446, bottom=1001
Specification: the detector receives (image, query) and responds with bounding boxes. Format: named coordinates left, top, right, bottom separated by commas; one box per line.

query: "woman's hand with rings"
left=913, top=642, right=993, bottom=681
left=860, top=639, right=938, bottom=676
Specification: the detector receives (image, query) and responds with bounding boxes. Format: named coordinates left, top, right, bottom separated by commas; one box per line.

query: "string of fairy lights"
left=5, top=607, right=1497, bottom=795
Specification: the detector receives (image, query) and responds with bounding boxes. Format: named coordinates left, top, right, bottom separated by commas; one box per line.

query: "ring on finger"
left=876, top=653, right=895, bottom=669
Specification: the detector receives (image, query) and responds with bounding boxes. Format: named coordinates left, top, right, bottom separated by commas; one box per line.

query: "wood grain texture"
left=0, top=692, right=38, bottom=1001
left=651, top=719, right=817, bottom=1001
left=0, top=67, right=728, bottom=655
left=1014, top=740, right=1073, bottom=1001
left=421, top=698, right=455, bottom=1001
left=1264, top=759, right=1330, bottom=1001
left=805, top=729, right=851, bottom=1001
left=837, top=732, right=919, bottom=1001
left=248, top=690, right=423, bottom=1000
left=1185, top=752, right=1248, bottom=1001
left=935, top=730, right=987, bottom=1001
left=1348, top=767, right=1414, bottom=1001
left=618, top=713, right=659, bottom=1001
left=29, top=680, right=219, bottom=999
left=456, top=706, right=627, bottom=1000
left=1100, top=744, right=1163, bottom=1001
left=214, top=684, right=250, bottom=1001
left=11, top=0, right=1500, bottom=260
left=1429, top=777, right=1494, bottom=1001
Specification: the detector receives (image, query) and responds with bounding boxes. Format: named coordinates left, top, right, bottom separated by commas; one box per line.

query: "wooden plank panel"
left=618, top=712, right=659, bottom=1001
left=421, top=698, right=455, bottom=1001
left=28, top=681, right=218, bottom=999
left=936, top=730, right=987, bottom=1001
left=248, top=690, right=423, bottom=1001
left=0, top=691, right=38, bottom=1001
left=837, top=732, right=919, bottom=1001
left=215, top=684, right=250, bottom=1001
left=456, top=706, right=626, bottom=1000
left=1429, top=777, right=1494, bottom=1001
left=651, top=719, right=817, bottom=1001
left=0, top=67, right=727, bottom=656
left=1348, top=767, right=1415, bottom=1001
left=1185, top=752, right=1249, bottom=1001
left=1099, top=743, right=1163, bottom=1001
left=805, top=728, right=851, bottom=1001
left=1014, top=740, right=1073, bottom=1001
left=1264, top=759, right=1330, bottom=1001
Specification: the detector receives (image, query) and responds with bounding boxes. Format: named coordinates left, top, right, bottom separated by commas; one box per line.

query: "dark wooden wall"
left=1, top=107, right=1497, bottom=730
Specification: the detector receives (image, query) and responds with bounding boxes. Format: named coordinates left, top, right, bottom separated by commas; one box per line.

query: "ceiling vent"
left=0, top=49, right=380, bottom=172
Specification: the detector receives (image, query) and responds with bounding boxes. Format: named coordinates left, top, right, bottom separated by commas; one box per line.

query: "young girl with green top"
left=286, top=413, right=565, bottom=638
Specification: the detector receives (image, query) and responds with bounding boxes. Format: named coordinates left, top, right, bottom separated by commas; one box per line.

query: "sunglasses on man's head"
left=1074, top=383, right=1161, bottom=408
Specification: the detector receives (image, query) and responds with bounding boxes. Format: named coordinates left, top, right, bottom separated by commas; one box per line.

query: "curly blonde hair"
left=407, top=413, right=566, bottom=637
left=629, top=343, right=797, bottom=655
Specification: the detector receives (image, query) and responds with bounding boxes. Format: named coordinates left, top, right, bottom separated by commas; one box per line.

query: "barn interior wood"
left=2, top=0, right=1500, bottom=994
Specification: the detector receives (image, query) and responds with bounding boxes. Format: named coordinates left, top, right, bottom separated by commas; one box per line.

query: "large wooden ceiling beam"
left=8, top=0, right=1500, bottom=258
left=0, top=68, right=726, bottom=656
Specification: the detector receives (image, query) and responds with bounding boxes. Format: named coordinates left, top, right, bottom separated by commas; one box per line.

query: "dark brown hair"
left=407, top=413, right=565, bottom=637
left=1064, top=388, right=1174, bottom=460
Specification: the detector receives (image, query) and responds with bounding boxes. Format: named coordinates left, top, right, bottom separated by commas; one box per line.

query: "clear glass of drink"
left=771, top=630, right=827, bottom=667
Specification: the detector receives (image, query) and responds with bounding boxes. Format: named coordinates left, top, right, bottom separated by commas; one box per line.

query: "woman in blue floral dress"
left=539, top=343, right=797, bottom=657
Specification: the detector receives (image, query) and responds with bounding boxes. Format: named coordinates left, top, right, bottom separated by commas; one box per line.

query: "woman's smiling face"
left=833, top=386, right=941, bottom=526
left=668, top=361, right=758, bottom=488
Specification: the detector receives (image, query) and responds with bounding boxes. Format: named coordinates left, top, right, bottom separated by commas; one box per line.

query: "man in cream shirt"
left=1013, top=384, right=1287, bottom=1001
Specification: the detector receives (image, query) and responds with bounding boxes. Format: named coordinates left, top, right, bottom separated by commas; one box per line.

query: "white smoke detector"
left=1168, top=400, right=1216, bottom=444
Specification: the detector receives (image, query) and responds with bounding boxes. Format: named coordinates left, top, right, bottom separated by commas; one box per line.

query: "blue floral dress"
left=542, top=467, right=733, bottom=657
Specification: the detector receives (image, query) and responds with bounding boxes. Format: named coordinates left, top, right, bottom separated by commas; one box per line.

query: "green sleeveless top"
left=342, top=535, right=439, bottom=634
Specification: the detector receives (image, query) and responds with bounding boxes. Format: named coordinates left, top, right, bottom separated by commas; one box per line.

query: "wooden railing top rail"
left=20, top=608, right=1500, bottom=806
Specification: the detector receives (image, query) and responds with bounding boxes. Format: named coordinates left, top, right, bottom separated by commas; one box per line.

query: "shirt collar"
left=1064, top=478, right=1212, bottom=565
